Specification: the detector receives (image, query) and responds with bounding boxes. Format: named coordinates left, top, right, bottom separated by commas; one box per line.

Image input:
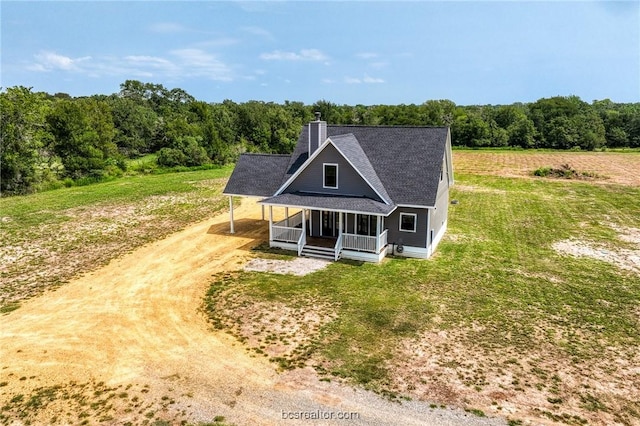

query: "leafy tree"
left=0, top=87, right=55, bottom=194
left=47, top=98, right=120, bottom=178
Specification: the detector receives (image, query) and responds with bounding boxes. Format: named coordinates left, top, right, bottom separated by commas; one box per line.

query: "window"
left=323, top=163, right=338, bottom=189
left=356, top=214, right=378, bottom=236
left=399, top=213, right=417, bottom=232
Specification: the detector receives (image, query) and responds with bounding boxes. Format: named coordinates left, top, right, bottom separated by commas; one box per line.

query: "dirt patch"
left=393, top=328, right=640, bottom=426
left=243, top=257, right=330, bottom=276
left=207, top=273, right=337, bottom=369
left=552, top=225, right=640, bottom=274
left=453, top=151, right=640, bottom=186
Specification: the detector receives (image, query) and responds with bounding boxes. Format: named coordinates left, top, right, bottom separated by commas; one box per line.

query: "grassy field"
left=3, top=151, right=639, bottom=425
left=0, top=165, right=234, bottom=310
left=205, top=164, right=640, bottom=425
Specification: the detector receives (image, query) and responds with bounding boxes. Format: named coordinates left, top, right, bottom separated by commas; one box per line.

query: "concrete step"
left=301, top=245, right=338, bottom=260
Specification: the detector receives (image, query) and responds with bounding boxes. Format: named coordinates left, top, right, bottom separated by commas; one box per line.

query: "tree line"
left=2, top=80, right=639, bottom=195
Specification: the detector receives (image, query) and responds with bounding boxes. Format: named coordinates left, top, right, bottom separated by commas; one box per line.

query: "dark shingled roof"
left=223, top=153, right=291, bottom=197
left=261, top=192, right=396, bottom=215
left=283, top=125, right=449, bottom=207
left=226, top=125, right=450, bottom=208
left=328, top=133, right=391, bottom=204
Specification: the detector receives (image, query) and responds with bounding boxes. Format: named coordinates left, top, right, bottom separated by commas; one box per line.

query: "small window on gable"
left=323, top=163, right=338, bottom=189
left=399, top=213, right=417, bottom=233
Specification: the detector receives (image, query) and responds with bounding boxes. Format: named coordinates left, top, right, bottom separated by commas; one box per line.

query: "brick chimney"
left=308, top=112, right=327, bottom=155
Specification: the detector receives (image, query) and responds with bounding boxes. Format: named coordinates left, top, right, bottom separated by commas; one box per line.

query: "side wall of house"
left=385, top=207, right=428, bottom=249
left=285, top=144, right=381, bottom=201
left=428, top=151, right=452, bottom=254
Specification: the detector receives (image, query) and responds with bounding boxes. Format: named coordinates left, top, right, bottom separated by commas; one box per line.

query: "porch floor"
left=305, top=236, right=337, bottom=248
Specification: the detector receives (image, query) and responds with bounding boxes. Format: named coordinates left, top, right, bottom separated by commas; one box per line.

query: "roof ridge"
left=241, top=153, right=291, bottom=157
left=326, top=124, right=449, bottom=129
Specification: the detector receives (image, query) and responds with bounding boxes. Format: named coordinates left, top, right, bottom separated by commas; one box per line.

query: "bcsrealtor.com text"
left=282, top=410, right=360, bottom=421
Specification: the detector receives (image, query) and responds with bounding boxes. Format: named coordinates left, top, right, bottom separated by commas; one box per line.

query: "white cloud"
left=345, top=74, right=385, bottom=84
left=260, top=48, right=328, bottom=62
left=170, top=48, right=233, bottom=81
left=26, top=48, right=234, bottom=82
left=363, top=74, right=385, bottom=84
left=28, top=51, right=91, bottom=72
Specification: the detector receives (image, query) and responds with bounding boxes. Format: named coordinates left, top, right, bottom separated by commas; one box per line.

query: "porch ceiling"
left=260, top=192, right=396, bottom=216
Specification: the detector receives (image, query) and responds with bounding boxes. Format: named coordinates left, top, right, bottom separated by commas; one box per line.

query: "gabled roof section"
left=284, top=125, right=450, bottom=207
left=223, top=153, right=290, bottom=197
left=275, top=135, right=390, bottom=204
left=329, top=134, right=391, bottom=204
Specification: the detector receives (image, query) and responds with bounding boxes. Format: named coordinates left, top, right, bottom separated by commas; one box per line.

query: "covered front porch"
left=265, top=206, right=389, bottom=263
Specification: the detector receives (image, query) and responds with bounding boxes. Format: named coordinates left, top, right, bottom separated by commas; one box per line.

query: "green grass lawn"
left=205, top=173, right=640, bottom=425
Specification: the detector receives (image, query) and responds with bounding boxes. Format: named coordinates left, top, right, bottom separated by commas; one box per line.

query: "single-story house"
left=223, top=113, right=454, bottom=262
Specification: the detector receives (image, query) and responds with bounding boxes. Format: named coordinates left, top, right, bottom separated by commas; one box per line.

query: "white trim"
left=388, top=244, right=430, bottom=259
left=431, top=219, right=447, bottom=251
left=446, top=129, right=454, bottom=187
left=223, top=193, right=267, bottom=199
left=328, top=139, right=391, bottom=205
left=260, top=202, right=396, bottom=218
left=275, top=137, right=391, bottom=205
left=426, top=208, right=431, bottom=256
left=399, top=212, right=417, bottom=233
left=397, top=203, right=433, bottom=209
left=323, top=163, right=339, bottom=189
left=341, top=248, right=387, bottom=263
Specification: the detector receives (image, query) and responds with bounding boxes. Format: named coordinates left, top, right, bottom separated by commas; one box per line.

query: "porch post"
left=229, top=196, right=235, bottom=234
left=302, top=209, right=306, bottom=237
left=262, top=205, right=265, bottom=221
left=376, top=215, right=382, bottom=253
left=268, top=206, right=273, bottom=241
left=285, top=207, right=289, bottom=227
left=339, top=212, right=343, bottom=236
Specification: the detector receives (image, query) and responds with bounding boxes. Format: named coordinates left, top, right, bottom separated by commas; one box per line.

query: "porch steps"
left=300, top=245, right=338, bottom=261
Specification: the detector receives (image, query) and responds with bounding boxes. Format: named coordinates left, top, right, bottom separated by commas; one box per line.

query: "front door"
left=321, top=211, right=338, bottom=237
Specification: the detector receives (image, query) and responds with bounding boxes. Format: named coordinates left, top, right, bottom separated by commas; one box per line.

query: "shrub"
left=157, top=148, right=187, bottom=167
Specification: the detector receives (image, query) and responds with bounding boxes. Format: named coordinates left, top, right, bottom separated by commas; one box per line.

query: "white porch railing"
left=272, top=226, right=302, bottom=243
left=343, top=229, right=388, bottom=253
left=378, top=229, right=388, bottom=253
left=334, top=234, right=343, bottom=261
left=274, top=211, right=303, bottom=228
left=297, top=231, right=306, bottom=256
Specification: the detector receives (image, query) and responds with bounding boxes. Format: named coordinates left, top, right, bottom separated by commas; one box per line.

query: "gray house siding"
left=284, top=144, right=382, bottom=201
left=385, top=207, right=428, bottom=248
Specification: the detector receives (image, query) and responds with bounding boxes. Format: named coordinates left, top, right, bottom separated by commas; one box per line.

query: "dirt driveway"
left=0, top=199, right=504, bottom=425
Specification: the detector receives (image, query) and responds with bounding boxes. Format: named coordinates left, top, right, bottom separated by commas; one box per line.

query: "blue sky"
left=1, top=1, right=638, bottom=105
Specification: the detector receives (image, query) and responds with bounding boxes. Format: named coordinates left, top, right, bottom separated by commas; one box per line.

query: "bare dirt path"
left=0, top=199, right=504, bottom=425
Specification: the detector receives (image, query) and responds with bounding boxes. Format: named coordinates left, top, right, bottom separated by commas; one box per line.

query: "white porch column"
left=268, top=206, right=273, bottom=241
left=285, top=207, right=289, bottom=227
left=339, top=212, right=343, bottom=236
left=229, top=196, right=235, bottom=234
left=302, top=209, right=306, bottom=237
left=376, top=215, right=382, bottom=253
